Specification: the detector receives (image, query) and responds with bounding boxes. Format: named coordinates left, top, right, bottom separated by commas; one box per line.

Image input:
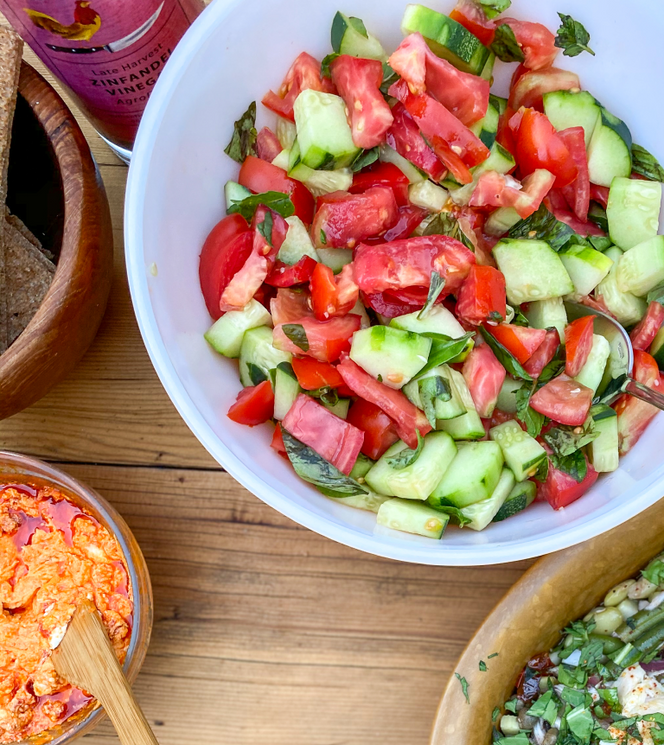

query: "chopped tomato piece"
left=523, top=330, right=559, bottom=378
left=330, top=55, right=394, bottom=149
left=291, top=358, right=350, bottom=395
left=537, top=457, right=599, bottom=510
left=380, top=205, right=427, bottom=242
left=530, top=375, right=594, bottom=426
left=361, top=290, right=425, bottom=318
left=469, top=169, right=556, bottom=219
left=310, top=263, right=359, bottom=321
left=430, top=138, right=474, bottom=185
left=347, top=399, right=400, bottom=460
left=590, top=184, right=610, bottom=209
left=509, top=68, right=580, bottom=112
left=388, top=32, right=490, bottom=127
left=256, top=127, right=282, bottom=163
left=386, top=103, right=448, bottom=182
left=337, top=357, right=432, bottom=449
left=449, top=0, right=496, bottom=46
left=282, top=394, right=364, bottom=475
left=273, top=315, right=361, bottom=363
left=497, top=19, right=559, bottom=71
left=199, top=214, right=251, bottom=320
left=271, top=423, right=288, bottom=457
left=462, top=344, right=506, bottom=418
left=559, top=127, right=590, bottom=222
left=565, top=316, right=595, bottom=376
left=350, top=162, right=410, bottom=207
left=487, top=324, right=547, bottom=365
left=545, top=190, right=607, bottom=237
left=615, top=350, right=662, bottom=454
left=354, top=235, right=475, bottom=297
left=515, top=109, right=578, bottom=188
left=238, top=156, right=315, bottom=224
left=632, top=302, right=664, bottom=351
left=312, top=187, right=398, bottom=249
left=262, top=52, right=336, bottom=122
left=270, top=288, right=313, bottom=325
left=228, top=380, right=275, bottom=426
left=265, top=256, right=317, bottom=287
left=389, top=79, right=490, bottom=172
left=455, top=265, right=507, bottom=325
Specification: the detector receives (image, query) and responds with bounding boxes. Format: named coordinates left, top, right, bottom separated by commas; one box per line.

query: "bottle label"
left=3, top=0, right=202, bottom=145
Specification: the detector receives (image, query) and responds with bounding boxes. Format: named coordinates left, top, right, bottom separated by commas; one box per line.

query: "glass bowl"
left=0, top=451, right=153, bottom=745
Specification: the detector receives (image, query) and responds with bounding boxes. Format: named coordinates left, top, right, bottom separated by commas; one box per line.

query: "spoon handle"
left=625, top=378, right=664, bottom=412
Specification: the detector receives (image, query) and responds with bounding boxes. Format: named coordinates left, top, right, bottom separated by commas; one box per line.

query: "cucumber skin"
left=492, top=480, right=536, bottom=522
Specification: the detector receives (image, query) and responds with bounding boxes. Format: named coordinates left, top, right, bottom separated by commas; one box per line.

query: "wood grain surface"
left=0, top=47, right=533, bottom=745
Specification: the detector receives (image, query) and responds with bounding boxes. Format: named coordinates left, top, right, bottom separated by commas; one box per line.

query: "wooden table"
left=0, top=50, right=534, bottom=745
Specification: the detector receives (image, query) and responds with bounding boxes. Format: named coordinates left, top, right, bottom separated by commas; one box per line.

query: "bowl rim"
left=125, top=0, right=664, bottom=566
left=0, top=450, right=153, bottom=745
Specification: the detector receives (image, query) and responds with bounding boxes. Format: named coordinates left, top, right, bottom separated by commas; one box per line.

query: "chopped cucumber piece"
left=401, top=4, right=492, bottom=75
left=523, top=297, right=567, bottom=342
left=322, top=397, right=350, bottom=419
left=429, top=441, right=504, bottom=509
left=559, top=244, right=614, bottom=296
left=350, top=454, right=374, bottom=481
left=317, top=248, right=354, bottom=274
left=589, top=404, right=619, bottom=473
left=224, top=180, right=252, bottom=212
left=587, top=107, right=633, bottom=188
left=588, top=203, right=609, bottom=233
left=334, top=491, right=390, bottom=514
left=274, top=363, right=300, bottom=420
left=239, top=326, right=292, bottom=387
left=450, top=143, right=517, bottom=207
left=278, top=216, right=320, bottom=265
left=480, top=52, right=495, bottom=83
left=376, top=498, right=449, bottom=539
left=403, top=365, right=466, bottom=421
left=437, top=369, right=485, bottom=440
left=490, top=420, right=547, bottom=482
left=390, top=304, right=467, bottom=338
left=496, top=377, right=523, bottom=415
left=616, top=236, right=664, bottom=297
left=492, top=479, right=536, bottom=523
left=408, top=181, right=448, bottom=212
left=490, top=95, right=507, bottom=116
left=205, top=299, right=272, bottom=359
left=331, top=12, right=387, bottom=61
left=651, top=325, right=664, bottom=371
left=494, top=239, right=574, bottom=304
left=470, top=101, right=499, bottom=150
left=607, top=177, right=662, bottom=251
left=293, top=90, right=360, bottom=169
left=276, top=118, right=297, bottom=150
left=596, top=247, right=647, bottom=326
left=543, top=90, right=601, bottom=149
left=366, top=431, right=457, bottom=501
left=271, top=148, right=291, bottom=171
left=460, top=467, right=516, bottom=531
left=288, top=152, right=354, bottom=196
left=485, top=207, right=521, bottom=237
left=379, top=144, right=427, bottom=184
left=350, top=326, right=431, bottom=389
left=575, top=334, right=611, bottom=394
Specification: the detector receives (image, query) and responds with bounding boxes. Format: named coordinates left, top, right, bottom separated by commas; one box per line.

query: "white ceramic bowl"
left=125, top=0, right=664, bottom=565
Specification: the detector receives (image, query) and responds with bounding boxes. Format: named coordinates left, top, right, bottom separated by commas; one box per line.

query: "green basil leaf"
left=566, top=705, right=594, bottom=744
left=594, top=374, right=629, bottom=406
left=454, top=673, right=470, bottom=704
left=432, top=498, right=472, bottom=528
left=351, top=147, right=380, bottom=173
left=508, top=203, right=577, bottom=252
left=479, top=660, right=487, bottom=672
left=539, top=356, right=565, bottom=384
left=528, top=690, right=558, bottom=725
left=224, top=101, right=258, bottom=163
left=555, top=13, right=595, bottom=58
left=258, top=210, right=274, bottom=247
left=577, top=639, right=604, bottom=672
left=504, top=700, right=518, bottom=714
left=227, top=191, right=295, bottom=221
left=551, top=449, right=587, bottom=484
left=419, top=375, right=452, bottom=428
left=490, top=24, right=525, bottom=63
left=282, top=430, right=368, bottom=498
left=308, top=386, right=340, bottom=407
left=420, top=332, right=475, bottom=374
left=320, top=229, right=328, bottom=246
left=492, top=706, right=501, bottom=723
left=544, top=421, right=598, bottom=458
left=515, top=386, right=545, bottom=439
left=321, top=52, right=339, bottom=79
left=511, top=308, right=529, bottom=327
left=558, top=663, right=588, bottom=690
left=642, top=557, right=664, bottom=586
left=632, top=144, right=664, bottom=183
left=597, top=687, right=621, bottom=712
left=480, top=327, right=533, bottom=382
left=419, top=272, right=446, bottom=320
left=559, top=686, right=589, bottom=709
left=647, top=283, right=664, bottom=306
left=380, top=63, right=399, bottom=96
left=282, top=324, right=309, bottom=352
left=246, top=362, right=268, bottom=387
left=477, top=0, right=511, bottom=19
left=386, top=432, right=424, bottom=471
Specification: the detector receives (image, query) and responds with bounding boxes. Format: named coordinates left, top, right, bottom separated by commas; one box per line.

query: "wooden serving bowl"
left=431, top=497, right=664, bottom=745
left=0, top=62, right=113, bottom=420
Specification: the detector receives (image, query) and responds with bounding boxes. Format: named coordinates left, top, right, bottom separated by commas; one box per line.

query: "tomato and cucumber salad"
left=200, top=1, right=664, bottom=542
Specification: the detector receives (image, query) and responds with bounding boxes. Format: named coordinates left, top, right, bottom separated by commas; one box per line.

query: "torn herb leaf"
left=352, top=147, right=380, bottom=173
left=227, top=191, right=295, bottom=221
left=632, top=144, right=664, bottom=183
left=515, top=386, right=546, bottom=439
left=321, top=52, right=340, bottom=78
left=246, top=362, right=268, bottom=386
left=419, top=332, right=475, bottom=374
left=479, top=660, right=487, bottom=672
left=477, top=0, right=511, bottom=20
left=386, top=432, right=424, bottom=470
left=480, top=327, right=533, bottom=382
left=555, top=13, right=595, bottom=57
left=419, top=375, right=452, bottom=429
left=419, top=272, right=446, bottom=320
left=258, top=211, right=274, bottom=247
left=455, top=673, right=470, bottom=704
left=642, top=558, right=664, bottom=586
left=551, top=448, right=587, bottom=484
left=282, top=324, right=310, bottom=352
left=224, top=101, right=258, bottom=163
left=544, top=421, right=598, bottom=458
left=490, top=24, right=525, bottom=63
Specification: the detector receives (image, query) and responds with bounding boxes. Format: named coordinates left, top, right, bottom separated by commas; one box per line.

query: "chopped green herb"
left=435, top=499, right=472, bottom=528
left=515, top=386, right=546, bottom=438
left=352, top=147, right=380, bottom=172
left=321, top=52, right=340, bottom=78
left=224, top=101, right=258, bottom=163
left=419, top=332, right=475, bottom=375
left=632, top=144, right=664, bottom=183
left=511, top=308, right=529, bottom=327
left=566, top=705, right=594, bottom=743
left=490, top=24, right=525, bottom=63
left=258, top=211, right=274, bottom=247
left=380, top=63, right=399, bottom=96
left=246, top=362, right=268, bottom=386
left=555, top=13, right=595, bottom=57
left=282, top=324, right=309, bottom=352
left=419, top=272, right=446, bottom=320
left=488, top=652, right=499, bottom=659
left=544, top=420, right=599, bottom=458
left=479, top=660, right=487, bottom=672
left=477, top=0, right=511, bottom=20
left=492, top=706, right=501, bottom=723
left=419, top=375, right=452, bottom=428
left=227, top=191, right=295, bottom=221
left=480, top=327, right=533, bottom=382
left=643, top=557, right=664, bottom=586
left=320, top=230, right=328, bottom=246
left=504, top=699, right=518, bottom=713
left=386, top=432, right=424, bottom=470
left=455, top=673, right=470, bottom=704
left=551, top=448, right=587, bottom=483
left=528, top=690, right=558, bottom=725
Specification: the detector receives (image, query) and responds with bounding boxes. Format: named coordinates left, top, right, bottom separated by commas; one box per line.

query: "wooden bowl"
left=431, top=497, right=664, bottom=745
left=0, top=62, right=113, bottom=420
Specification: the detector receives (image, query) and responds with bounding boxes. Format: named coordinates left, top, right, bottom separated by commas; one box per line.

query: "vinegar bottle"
left=1, top=0, right=205, bottom=162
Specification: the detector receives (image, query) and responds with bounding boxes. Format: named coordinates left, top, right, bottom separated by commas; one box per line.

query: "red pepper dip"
left=0, top=482, right=133, bottom=742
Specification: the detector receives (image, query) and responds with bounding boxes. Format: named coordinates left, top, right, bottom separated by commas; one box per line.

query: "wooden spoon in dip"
left=52, top=599, right=158, bottom=745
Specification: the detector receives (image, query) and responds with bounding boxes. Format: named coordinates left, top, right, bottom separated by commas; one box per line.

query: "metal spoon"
left=565, top=301, right=664, bottom=409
